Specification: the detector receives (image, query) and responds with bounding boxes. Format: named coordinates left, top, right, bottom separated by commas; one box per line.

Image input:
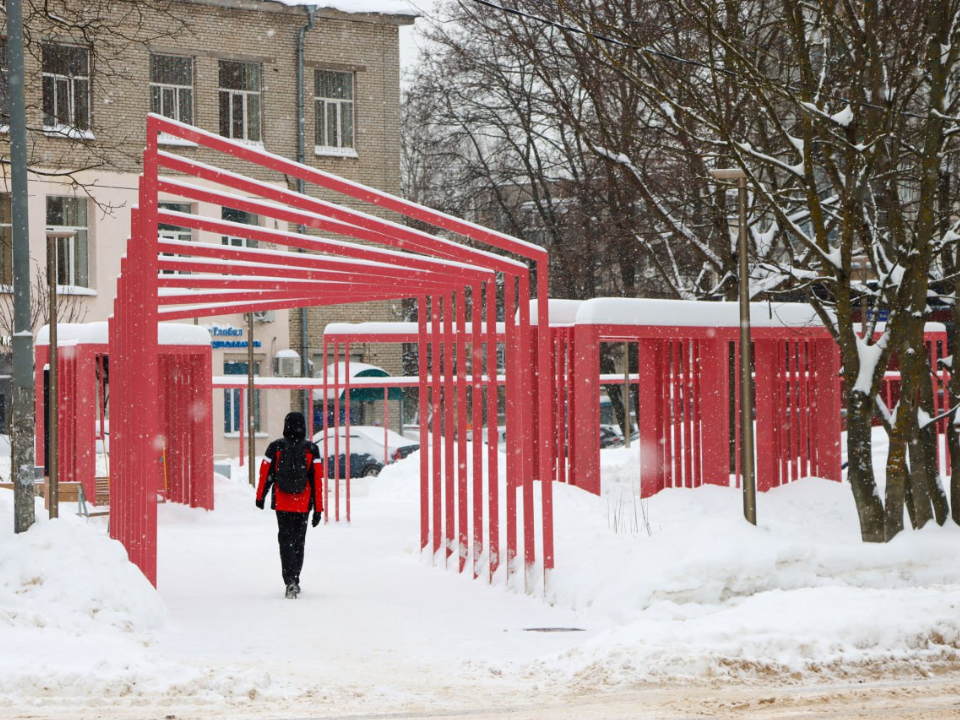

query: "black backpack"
left=274, top=439, right=311, bottom=494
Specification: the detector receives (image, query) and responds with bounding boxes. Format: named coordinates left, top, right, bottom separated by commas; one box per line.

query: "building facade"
left=0, top=0, right=414, bottom=458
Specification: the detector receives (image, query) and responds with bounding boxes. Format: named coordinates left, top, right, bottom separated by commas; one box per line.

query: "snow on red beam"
left=211, top=375, right=508, bottom=390
left=155, top=207, right=500, bottom=282
left=572, top=298, right=831, bottom=337
left=323, top=321, right=508, bottom=343
left=36, top=321, right=211, bottom=347
left=149, top=115, right=545, bottom=263
left=156, top=160, right=529, bottom=274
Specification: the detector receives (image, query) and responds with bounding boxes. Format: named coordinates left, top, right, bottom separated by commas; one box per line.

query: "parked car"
left=313, top=425, right=419, bottom=465
left=600, top=425, right=625, bottom=448
left=324, top=452, right=384, bottom=479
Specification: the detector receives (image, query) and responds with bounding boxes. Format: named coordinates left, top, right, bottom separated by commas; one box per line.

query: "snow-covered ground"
left=1, top=433, right=959, bottom=717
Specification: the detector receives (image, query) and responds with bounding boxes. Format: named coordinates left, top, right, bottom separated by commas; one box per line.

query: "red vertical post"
left=455, top=290, right=468, bottom=573
left=470, top=284, right=483, bottom=580
left=517, top=275, right=536, bottom=589
left=798, top=340, right=810, bottom=478
left=322, top=336, right=330, bottom=523
left=733, top=338, right=742, bottom=487
left=691, top=339, right=703, bottom=486
left=698, top=338, right=730, bottom=486
left=570, top=324, right=601, bottom=494
left=534, top=266, right=555, bottom=581
left=333, top=341, right=341, bottom=522
left=431, top=295, right=442, bottom=559
left=814, top=338, right=842, bottom=481
left=681, top=340, right=693, bottom=488
left=418, top=295, right=429, bottom=552
left=197, top=348, right=214, bottom=510
left=485, top=280, right=499, bottom=582
left=638, top=338, right=664, bottom=497
left=443, top=292, right=455, bottom=565
left=345, top=341, right=351, bottom=523
left=238, top=388, right=245, bottom=467
left=754, top=340, right=778, bottom=492
left=125, top=119, right=161, bottom=585
left=503, top=276, right=518, bottom=580
left=670, top=341, right=682, bottom=488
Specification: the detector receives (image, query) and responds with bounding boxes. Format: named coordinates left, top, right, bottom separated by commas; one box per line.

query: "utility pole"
left=710, top=167, right=756, bottom=526
left=9, top=0, right=36, bottom=533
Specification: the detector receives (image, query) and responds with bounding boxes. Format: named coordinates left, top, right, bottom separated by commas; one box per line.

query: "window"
left=219, top=61, right=261, bottom=142
left=314, top=70, right=355, bottom=155
left=0, top=194, right=11, bottom=286
left=0, top=38, right=8, bottom=126
left=221, top=207, right=258, bottom=248
left=46, top=196, right=89, bottom=287
left=42, top=44, right=90, bottom=134
left=150, top=54, right=193, bottom=124
left=224, top=360, right=260, bottom=434
left=159, top=202, right=192, bottom=275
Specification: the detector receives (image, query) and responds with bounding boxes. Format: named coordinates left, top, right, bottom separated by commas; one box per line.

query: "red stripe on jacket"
left=256, top=447, right=324, bottom=513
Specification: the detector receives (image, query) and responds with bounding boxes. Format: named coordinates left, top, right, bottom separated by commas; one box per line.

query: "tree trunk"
left=12, top=383, right=36, bottom=533
left=846, top=391, right=885, bottom=542
left=917, top=364, right=950, bottom=525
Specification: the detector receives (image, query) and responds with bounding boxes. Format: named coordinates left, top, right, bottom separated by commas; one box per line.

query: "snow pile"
left=541, top=448, right=960, bottom=684
left=1, top=438, right=958, bottom=712
left=0, top=496, right=167, bottom=700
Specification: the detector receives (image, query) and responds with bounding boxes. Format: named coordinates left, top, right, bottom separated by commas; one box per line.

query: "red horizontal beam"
left=150, top=114, right=545, bottom=262
left=155, top=154, right=525, bottom=275
left=156, top=255, right=465, bottom=293
left=157, top=201, right=493, bottom=282
left=157, top=290, right=412, bottom=322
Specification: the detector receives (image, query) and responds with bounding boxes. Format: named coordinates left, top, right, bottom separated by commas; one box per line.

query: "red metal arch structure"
left=111, top=115, right=554, bottom=588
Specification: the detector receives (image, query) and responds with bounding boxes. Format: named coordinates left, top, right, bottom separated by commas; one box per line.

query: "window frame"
left=223, top=359, right=261, bottom=434
left=220, top=206, right=259, bottom=249
left=45, top=195, right=90, bottom=288
left=218, top=60, right=262, bottom=144
left=150, top=53, right=194, bottom=127
left=41, top=43, right=91, bottom=137
left=314, top=69, right=357, bottom=157
left=158, top=201, right=192, bottom=275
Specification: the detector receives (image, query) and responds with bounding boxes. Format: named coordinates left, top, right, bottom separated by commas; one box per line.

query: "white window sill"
left=224, top=432, right=269, bottom=439
left=43, top=125, right=95, bottom=141
left=223, top=138, right=264, bottom=148
left=159, top=134, right=198, bottom=147
left=0, top=284, right=95, bottom=296
left=315, top=146, right=358, bottom=159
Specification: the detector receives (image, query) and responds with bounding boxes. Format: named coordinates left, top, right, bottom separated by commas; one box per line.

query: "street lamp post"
left=710, top=167, right=756, bottom=525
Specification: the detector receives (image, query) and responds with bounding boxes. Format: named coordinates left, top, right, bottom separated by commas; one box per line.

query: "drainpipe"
left=297, top=6, right=317, bottom=418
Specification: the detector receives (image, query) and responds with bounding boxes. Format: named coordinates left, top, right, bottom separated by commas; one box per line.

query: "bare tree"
left=0, top=1, right=188, bottom=212
left=405, top=0, right=960, bottom=540
left=0, top=258, right=88, bottom=339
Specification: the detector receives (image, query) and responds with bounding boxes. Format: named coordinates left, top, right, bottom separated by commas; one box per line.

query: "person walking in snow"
left=256, top=411, right=324, bottom=599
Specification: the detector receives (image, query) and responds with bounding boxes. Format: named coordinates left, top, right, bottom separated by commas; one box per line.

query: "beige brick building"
left=0, top=0, right=415, bottom=458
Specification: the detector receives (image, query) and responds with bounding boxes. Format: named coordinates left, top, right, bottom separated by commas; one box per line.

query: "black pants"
left=276, top=511, right=309, bottom=586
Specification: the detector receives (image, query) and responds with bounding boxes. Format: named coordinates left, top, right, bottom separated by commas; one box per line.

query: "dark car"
left=325, top=452, right=384, bottom=479
left=599, top=426, right=625, bottom=448
left=392, top=444, right=419, bottom=462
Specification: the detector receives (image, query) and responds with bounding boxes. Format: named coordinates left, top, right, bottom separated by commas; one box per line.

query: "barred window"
left=314, top=70, right=354, bottom=154
left=219, top=60, right=261, bottom=142
left=42, top=44, right=90, bottom=132
left=151, top=54, right=193, bottom=124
